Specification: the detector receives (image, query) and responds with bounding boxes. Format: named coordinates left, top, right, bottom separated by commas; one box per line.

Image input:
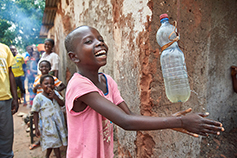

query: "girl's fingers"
left=202, top=124, right=224, bottom=132
left=198, top=112, right=209, bottom=118
left=198, top=132, right=208, bottom=137
left=203, top=119, right=223, bottom=127
left=201, top=128, right=221, bottom=136
left=173, top=108, right=192, bottom=117
left=173, top=128, right=199, bottom=137
left=186, top=132, right=199, bottom=137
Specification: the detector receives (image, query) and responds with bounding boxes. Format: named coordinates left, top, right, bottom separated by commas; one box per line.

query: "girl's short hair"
left=64, top=25, right=89, bottom=53
left=39, top=60, right=51, bottom=70
left=40, top=74, right=54, bottom=84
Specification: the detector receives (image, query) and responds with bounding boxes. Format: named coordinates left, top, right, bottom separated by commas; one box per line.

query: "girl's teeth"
left=95, top=50, right=106, bottom=56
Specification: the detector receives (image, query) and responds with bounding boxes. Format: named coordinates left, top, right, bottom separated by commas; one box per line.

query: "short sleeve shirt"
left=0, top=43, right=16, bottom=100
left=66, top=73, right=124, bottom=158
left=12, top=54, right=25, bottom=77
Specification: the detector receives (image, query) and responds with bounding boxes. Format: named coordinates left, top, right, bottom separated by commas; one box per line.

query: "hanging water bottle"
left=156, top=13, right=190, bottom=103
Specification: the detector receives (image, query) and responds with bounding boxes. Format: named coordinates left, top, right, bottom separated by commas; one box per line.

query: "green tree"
left=0, top=0, right=45, bottom=51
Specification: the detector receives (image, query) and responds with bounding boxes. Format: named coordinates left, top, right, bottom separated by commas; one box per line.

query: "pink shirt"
left=66, top=73, right=124, bottom=158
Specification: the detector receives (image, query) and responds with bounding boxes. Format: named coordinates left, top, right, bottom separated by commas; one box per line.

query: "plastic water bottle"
left=156, top=13, right=190, bottom=103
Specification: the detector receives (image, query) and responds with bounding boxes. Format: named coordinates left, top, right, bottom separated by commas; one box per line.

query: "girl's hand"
left=35, top=128, right=40, bottom=137
left=48, top=88, right=55, bottom=99
left=172, top=108, right=192, bottom=117
left=172, top=108, right=199, bottom=137
left=36, top=84, right=41, bottom=89
left=181, top=113, right=224, bottom=136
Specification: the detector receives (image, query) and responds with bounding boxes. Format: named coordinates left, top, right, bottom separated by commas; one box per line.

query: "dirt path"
left=13, top=102, right=67, bottom=158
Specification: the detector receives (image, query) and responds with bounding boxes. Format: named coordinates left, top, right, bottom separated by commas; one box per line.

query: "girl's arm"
left=54, top=94, right=64, bottom=106
left=54, top=70, right=58, bottom=78
left=33, top=84, right=40, bottom=93
left=77, top=92, right=224, bottom=136
left=33, top=112, right=40, bottom=137
left=117, top=101, right=138, bottom=115
left=50, top=90, right=64, bottom=106
left=56, top=83, right=66, bottom=92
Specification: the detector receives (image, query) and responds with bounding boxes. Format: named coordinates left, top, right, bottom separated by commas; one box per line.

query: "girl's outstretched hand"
left=180, top=112, right=224, bottom=136
left=172, top=108, right=199, bottom=137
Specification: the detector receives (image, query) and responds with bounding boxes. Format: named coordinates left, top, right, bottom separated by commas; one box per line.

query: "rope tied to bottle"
left=161, top=20, right=179, bottom=52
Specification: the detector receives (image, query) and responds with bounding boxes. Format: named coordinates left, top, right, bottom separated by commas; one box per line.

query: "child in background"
left=30, top=60, right=66, bottom=150
left=30, top=51, right=40, bottom=78
left=33, top=60, right=66, bottom=94
left=31, top=74, right=67, bottom=158
left=25, top=46, right=38, bottom=107
left=37, top=38, right=60, bottom=77
left=64, top=25, right=224, bottom=158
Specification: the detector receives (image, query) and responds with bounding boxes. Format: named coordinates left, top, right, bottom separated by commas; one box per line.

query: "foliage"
left=0, top=0, right=45, bottom=52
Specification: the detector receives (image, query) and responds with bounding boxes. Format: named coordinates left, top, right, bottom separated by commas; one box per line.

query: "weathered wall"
left=46, top=0, right=237, bottom=157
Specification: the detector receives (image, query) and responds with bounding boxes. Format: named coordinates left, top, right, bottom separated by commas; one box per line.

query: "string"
left=161, top=21, right=179, bottom=52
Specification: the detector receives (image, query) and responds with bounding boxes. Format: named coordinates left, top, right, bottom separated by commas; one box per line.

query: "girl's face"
left=44, top=41, right=53, bottom=53
left=41, top=77, right=55, bottom=94
left=72, top=27, right=109, bottom=69
left=32, top=51, right=39, bottom=59
left=39, top=62, right=50, bottom=75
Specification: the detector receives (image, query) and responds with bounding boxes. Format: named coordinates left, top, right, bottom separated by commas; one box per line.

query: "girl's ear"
left=68, top=51, right=80, bottom=63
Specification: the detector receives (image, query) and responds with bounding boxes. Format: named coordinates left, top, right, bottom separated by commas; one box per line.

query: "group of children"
left=29, top=25, right=224, bottom=158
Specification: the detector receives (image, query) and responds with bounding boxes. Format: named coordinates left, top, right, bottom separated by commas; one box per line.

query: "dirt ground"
left=13, top=100, right=67, bottom=158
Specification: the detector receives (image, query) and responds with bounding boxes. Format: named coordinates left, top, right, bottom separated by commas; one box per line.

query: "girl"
left=37, top=38, right=60, bottom=77
left=64, top=25, right=224, bottom=158
left=31, top=74, right=67, bottom=158
left=33, top=60, right=66, bottom=94
left=30, top=60, right=66, bottom=150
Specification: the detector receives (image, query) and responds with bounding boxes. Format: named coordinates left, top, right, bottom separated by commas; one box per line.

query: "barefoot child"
left=31, top=74, right=67, bottom=158
left=64, top=25, right=224, bottom=158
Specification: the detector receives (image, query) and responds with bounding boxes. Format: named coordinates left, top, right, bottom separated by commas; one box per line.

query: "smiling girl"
left=64, top=26, right=224, bottom=158
left=38, top=39, right=60, bottom=77
left=31, top=74, right=67, bottom=158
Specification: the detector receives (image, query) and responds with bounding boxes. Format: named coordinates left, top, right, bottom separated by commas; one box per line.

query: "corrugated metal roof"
left=39, top=0, right=58, bottom=38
